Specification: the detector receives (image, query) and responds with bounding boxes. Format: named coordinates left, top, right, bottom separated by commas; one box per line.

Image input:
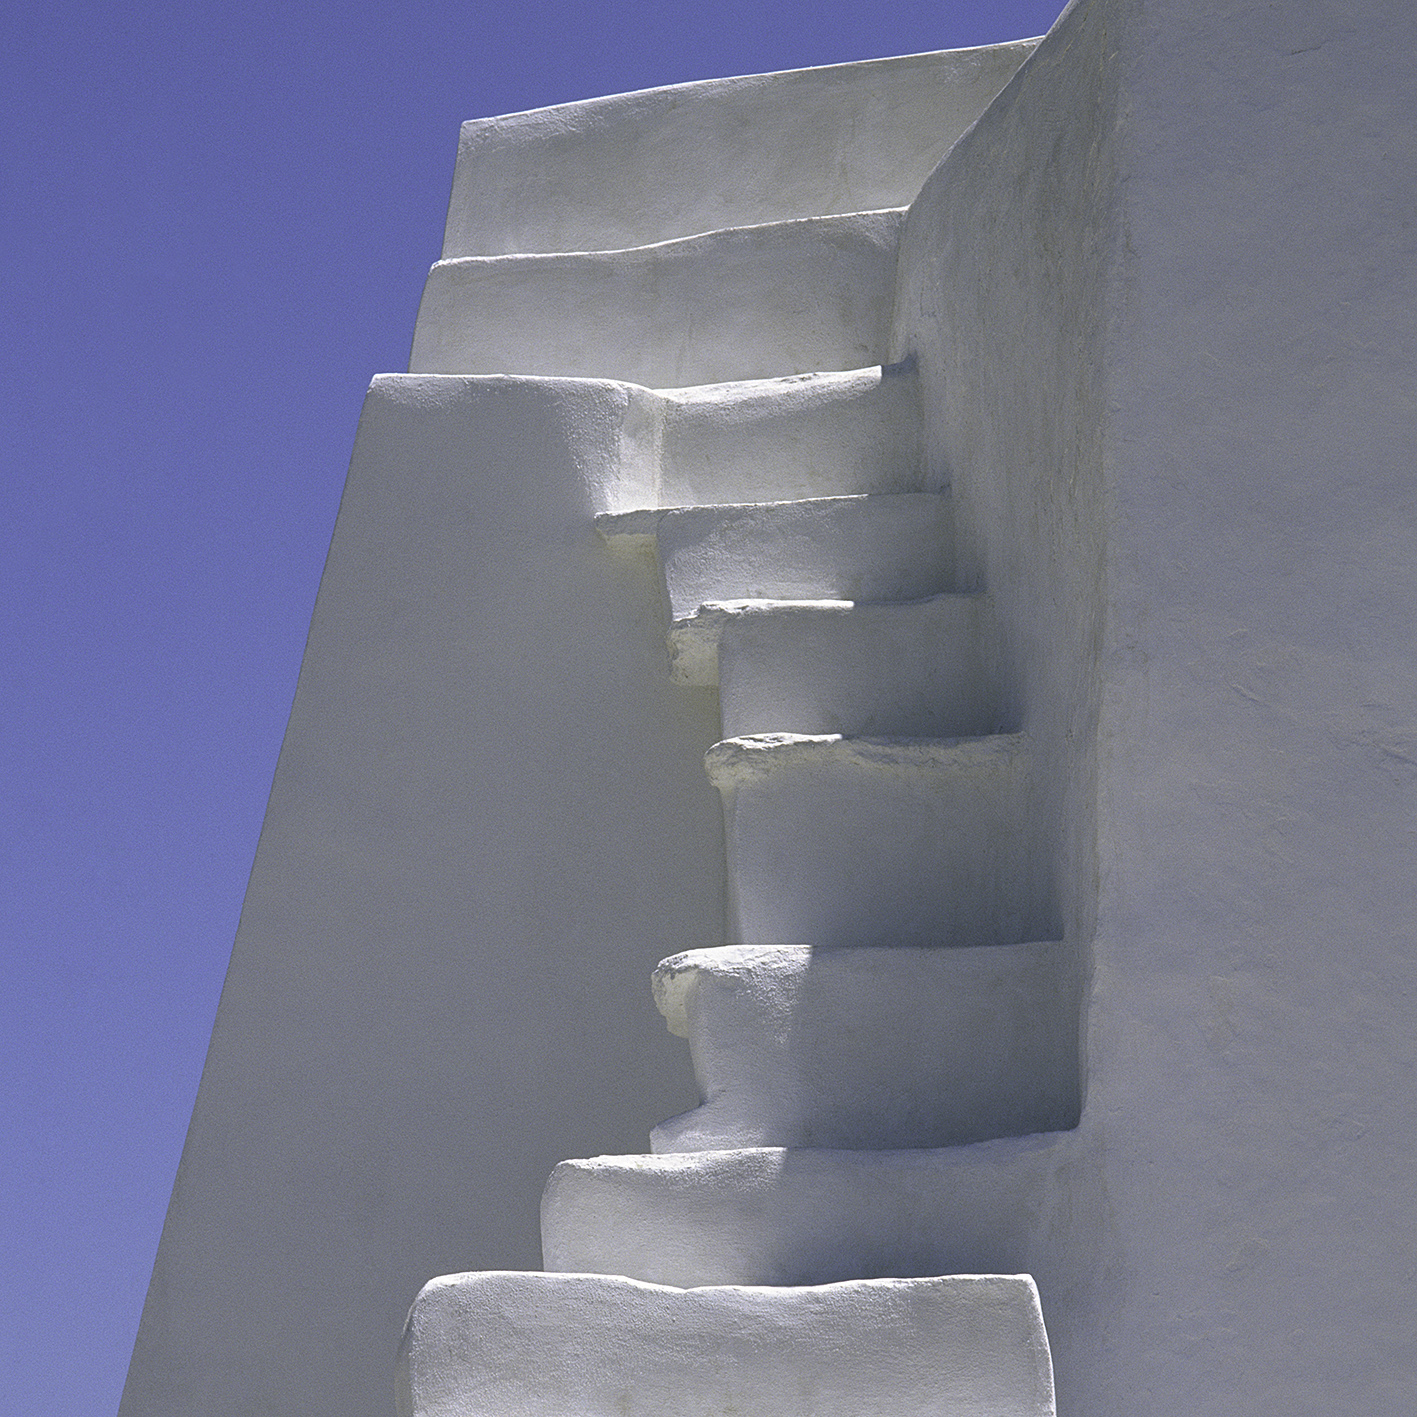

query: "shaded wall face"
left=890, top=0, right=1122, bottom=1400
left=121, top=377, right=722, bottom=1417
left=1095, top=0, right=1417, bottom=1412
left=893, top=0, right=1116, bottom=957
left=899, top=1, right=1416, bottom=1412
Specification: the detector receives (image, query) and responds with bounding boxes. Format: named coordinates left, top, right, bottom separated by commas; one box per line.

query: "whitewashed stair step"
left=541, top=1133, right=1080, bottom=1290
left=411, top=209, right=902, bottom=387
left=396, top=1271, right=1055, bottom=1417
left=442, top=43, right=1038, bottom=257
left=706, top=733, right=1056, bottom=949
left=672, top=593, right=997, bottom=740
left=647, top=362, right=922, bottom=508
left=650, top=941, right=1078, bottom=1154
left=597, top=493, right=953, bottom=627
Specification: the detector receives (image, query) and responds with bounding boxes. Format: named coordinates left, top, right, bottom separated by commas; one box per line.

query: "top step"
left=441, top=43, right=1039, bottom=257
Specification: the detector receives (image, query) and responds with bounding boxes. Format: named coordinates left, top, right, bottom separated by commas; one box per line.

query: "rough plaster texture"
left=124, top=3, right=1417, bottom=1414
left=711, top=594, right=999, bottom=734
left=119, top=377, right=722, bottom=1417
left=1083, top=1, right=1417, bottom=1411
left=884, top=0, right=1417, bottom=1410
left=412, top=211, right=902, bottom=387
left=710, top=732, right=1055, bottom=949
left=542, top=1135, right=1081, bottom=1288
left=646, top=363, right=923, bottom=507
left=441, top=44, right=1037, bottom=256
left=600, top=492, right=953, bottom=624
left=396, top=1272, right=1055, bottom=1417
left=650, top=942, right=1078, bottom=1150
left=883, top=3, right=1117, bottom=1402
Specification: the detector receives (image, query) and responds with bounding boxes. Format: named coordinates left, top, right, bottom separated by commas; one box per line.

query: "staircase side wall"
left=890, top=8, right=1120, bottom=1403
left=118, top=376, right=722, bottom=1417
left=900, top=0, right=1417, bottom=1413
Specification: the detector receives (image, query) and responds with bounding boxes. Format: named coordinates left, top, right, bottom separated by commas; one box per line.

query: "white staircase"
left=397, top=39, right=1068, bottom=1417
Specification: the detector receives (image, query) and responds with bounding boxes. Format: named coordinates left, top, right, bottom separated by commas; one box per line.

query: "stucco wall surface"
left=888, top=3, right=1118, bottom=1398
left=397, top=1272, right=1055, bottom=1417
left=891, top=1, right=1417, bottom=1412
left=412, top=211, right=902, bottom=387
left=1090, top=1, right=1417, bottom=1411
left=121, top=6, right=1417, bottom=1415
left=118, top=376, right=722, bottom=1417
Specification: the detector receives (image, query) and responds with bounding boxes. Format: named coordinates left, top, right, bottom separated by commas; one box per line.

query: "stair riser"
left=716, top=595, right=995, bottom=735
left=655, top=363, right=923, bottom=506
left=542, top=1135, right=1079, bottom=1289
left=651, top=942, right=1078, bottom=1152
left=412, top=212, right=901, bottom=388
left=710, top=738, right=1056, bottom=950
left=656, top=494, right=953, bottom=625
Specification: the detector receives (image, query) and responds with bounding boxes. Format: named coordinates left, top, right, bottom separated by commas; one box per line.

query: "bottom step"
left=397, top=1271, right=1055, bottom=1417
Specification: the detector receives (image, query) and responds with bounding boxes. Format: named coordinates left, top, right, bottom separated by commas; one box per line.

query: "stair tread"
left=440, top=205, right=907, bottom=262
left=596, top=489, right=939, bottom=534
left=705, top=730, right=1026, bottom=787
left=541, top=1135, right=1080, bottom=1290
left=398, top=1270, right=1055, bottom=1417
left=412, top=209, right=902, bottom=387
left=709, top=732, right=1054, bottom=950
left=599, top=493, right=954, bottom=624
left=628, top=360, right=924, bottom=507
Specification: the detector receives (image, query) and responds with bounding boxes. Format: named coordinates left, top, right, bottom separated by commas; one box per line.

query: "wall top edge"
left=455, top=39, right=1042, bottom=134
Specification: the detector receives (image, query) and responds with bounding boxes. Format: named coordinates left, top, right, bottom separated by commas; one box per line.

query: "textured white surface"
left=541, top=1137, right=1082, bottom=1288
left=598, top=493, right=953, bottom=625
left=889, top=0, right=1417, bottom=1410
left=712, top=593, right=998, bottom=734
left=709, top=733, right=1055, bottom=949
left=651, top=363, right=923, bottom=507
left=412, top=211, right=902, bottom=386
left=118, top=375, right=722, bottom=1417
left=651, top=942, right=1077, bottom=1151
left=122, top=3, right=1417, bottom=1414
left=442, top=44, right=1038, bottom=256
left=396, top=1271, right=1055, bottom=1417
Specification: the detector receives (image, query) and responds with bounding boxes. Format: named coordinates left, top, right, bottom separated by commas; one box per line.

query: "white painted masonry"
left=440, top=44, right=1037, bottom=256
left=396, top=1273, right=1055, bottom=1417
left=122, top=3, right=1417, bottom=1416
left=413, top=210, right=903, bottom=386
left=650, top=942, right=1077, bottom=1150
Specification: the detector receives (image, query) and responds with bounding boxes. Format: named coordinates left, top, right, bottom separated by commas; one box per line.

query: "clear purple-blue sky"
left=3, top=2, right=1064, bottom=1411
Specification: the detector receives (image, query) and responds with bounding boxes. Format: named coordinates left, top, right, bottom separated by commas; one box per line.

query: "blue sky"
left=3, top=1, right=1065, bottom=1411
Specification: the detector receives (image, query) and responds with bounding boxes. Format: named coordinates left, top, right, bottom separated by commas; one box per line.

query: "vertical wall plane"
left=122, top=2, right=1417, bottom=1415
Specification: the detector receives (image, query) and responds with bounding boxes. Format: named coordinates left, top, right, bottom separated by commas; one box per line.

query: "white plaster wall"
left=442, top=44, right=1037, bottom=257
left=1088, top=0, right=1417, bottom=1410
left=411, top=211, right=902, bottom=387
left=886, top=12, right=1119, bottom=1391
left=894, top=0, right=1417, bottom=1412
left=397, top=1272, right=1054, bottom=1417
left=118, top=376, right=722, bottom=1417
left=122, top=7, right=1417, bottom=1413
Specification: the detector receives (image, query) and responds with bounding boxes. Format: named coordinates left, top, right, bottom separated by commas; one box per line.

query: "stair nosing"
left=430, top=206, right=908, bottom=269
left=704, top=731, right=1028, bottom=789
